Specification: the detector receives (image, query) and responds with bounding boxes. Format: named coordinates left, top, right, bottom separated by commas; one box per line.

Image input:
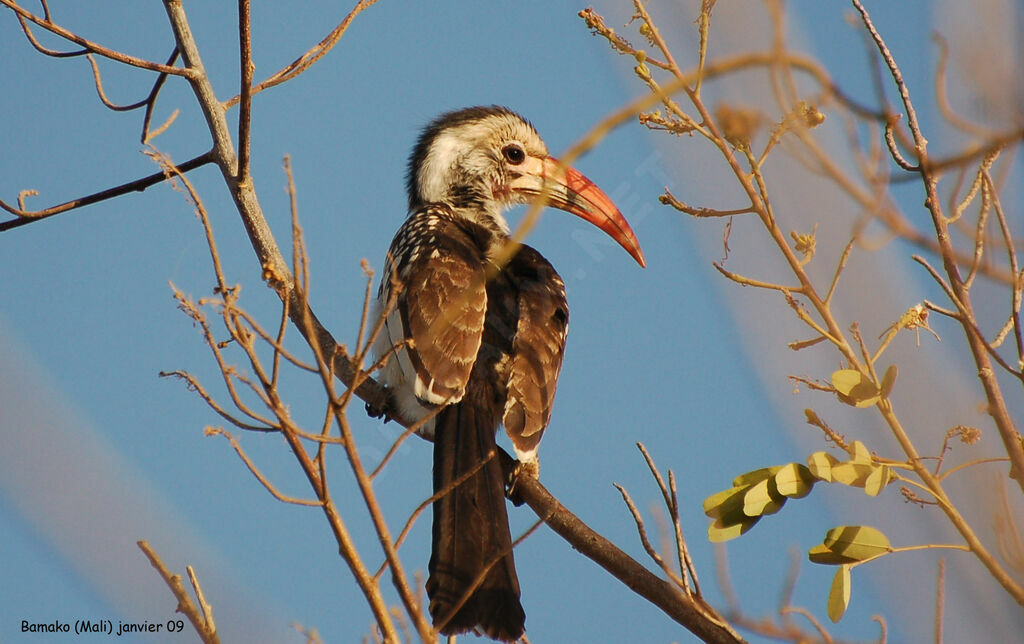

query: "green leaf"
left=731, top=466, right=783, bottom=487
left=775, top=463, right=816, bottom=498
left=808, top=544, right=860, bottom=565
left=827, top=564, right=852, bottom=622
left=743, top=478, right=785, bottom=517
left=832, top=369, right=880, bottom=407
left=863, top=464, right=891, bottom=497
left=823, top=525, right=892, bottom=562
left=807, top=451, right=839, bottom=482
left=879, top=364, right=897, bottom=399
left=708, top=516, right=759, bottom=543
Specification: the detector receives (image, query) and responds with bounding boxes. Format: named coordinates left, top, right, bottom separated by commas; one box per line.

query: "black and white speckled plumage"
left=370, top=106, right=636, bottom=642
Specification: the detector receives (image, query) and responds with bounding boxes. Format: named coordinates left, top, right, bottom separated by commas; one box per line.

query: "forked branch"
left=138, top=541, right=220, bottom=644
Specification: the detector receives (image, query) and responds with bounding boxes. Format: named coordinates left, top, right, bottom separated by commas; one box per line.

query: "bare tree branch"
left=503, top=450, right=743, bottom=644
left=2, top=0, right=188, bottom=75
left=0, top=152, right=213, bottom=230
left=137, top=541, right=221, bottom=644
left=852, top=0, right=1024, bottom=503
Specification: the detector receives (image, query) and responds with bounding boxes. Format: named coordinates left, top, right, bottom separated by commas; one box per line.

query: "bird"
left=370, top=105, right=645, bottom=641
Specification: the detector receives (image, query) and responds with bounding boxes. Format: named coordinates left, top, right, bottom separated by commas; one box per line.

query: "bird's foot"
left=506, top=459, right=538, bottom=507
left=364, top=384, right=394, bottom=421
left=364, top=401, right=391, bottom=422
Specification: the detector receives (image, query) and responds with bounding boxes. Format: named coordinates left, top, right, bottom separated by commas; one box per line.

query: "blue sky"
left=2, top=1, right=1022, bottom=642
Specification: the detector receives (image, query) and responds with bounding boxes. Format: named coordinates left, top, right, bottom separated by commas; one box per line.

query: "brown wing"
left=388, top=207, right=488, bottom=405
left=501, top=245, right=569, bottom=462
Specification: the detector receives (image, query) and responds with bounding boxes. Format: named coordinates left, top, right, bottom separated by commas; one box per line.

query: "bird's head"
left=407, top=106, right=645, bottom=267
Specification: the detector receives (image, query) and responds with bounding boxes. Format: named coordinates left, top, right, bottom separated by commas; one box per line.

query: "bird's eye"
left=501, top=144, right=526, bottom=165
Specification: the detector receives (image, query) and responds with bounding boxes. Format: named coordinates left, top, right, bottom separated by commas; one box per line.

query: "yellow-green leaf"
left=807, top=451, right=839, bottom=482
left=743, top=478, right=785, bottom=517
left=823, top=525, right=892, bottom=561
left=775, top=463, right=816, bottom=498
left=879, top=364, right=897, bottom=399
left=863, top=464, right=891, bottom=497
left=808, top=544, right=860, bottom=565
left=731, top=466, right=783, bottom=487
left=708, top=516, right=759, bottom=543
left=849, top=440, right=872, bottom=464
left=702, top=486, right=746, bottom=519
left=827, top=564, right=852, bottom=622
left=832, top=369, right=880, bottom=407
left=831, top=369, right=861, bottom=395
left=829, top=462, right=873, bottom=487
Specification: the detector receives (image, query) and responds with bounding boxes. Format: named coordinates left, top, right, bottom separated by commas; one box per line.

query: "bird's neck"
left=450, top=206, right=510, bottom=243
left=412, top=188, right=511, bottom=241
left=447, top=185, right=510, bottom=234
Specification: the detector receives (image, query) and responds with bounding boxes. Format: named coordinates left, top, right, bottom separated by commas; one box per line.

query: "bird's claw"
left=506, top=459, right=538, bottom=507
left=364, top=401, right=391, bottom=423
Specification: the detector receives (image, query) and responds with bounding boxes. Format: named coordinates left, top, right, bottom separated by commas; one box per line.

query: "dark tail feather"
left=427, top=402, right=525, bottom=642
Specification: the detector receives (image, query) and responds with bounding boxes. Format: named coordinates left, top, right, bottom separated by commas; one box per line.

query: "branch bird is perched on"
left=371, top=106, right=644, bottom=641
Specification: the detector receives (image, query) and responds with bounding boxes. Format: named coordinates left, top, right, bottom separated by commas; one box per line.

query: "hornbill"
left=371, top=106, right=645, bottom=641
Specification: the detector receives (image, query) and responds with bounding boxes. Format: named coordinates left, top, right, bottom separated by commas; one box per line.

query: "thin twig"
left=713, top=262, right=803, bottom=293
left=2, top=0, right=188, bottom=74
left=853, top=0, right=1024, bottom=604
left=504, top=451, right=741, bottom=643
left=935, top=558, right=945, bottom=644
left=373, top=449, right=495, bottom=580
left=170, top=290, right=281, bottom=428
left=824, top=238, right=856, bottom=306
left=137, top=541, right=221, bottom=644
left=915, top=256, right=1022, bottom=378
left=206, top=427, right=322, bottom=506
left=435, top=519, right=545, bottom=636
left=161, top=0, right=397, bottom=436
left=142, top=48, right=181, bottom=143
left=985, top=171, right=1024, bottom=373
left=222, top=0, right=382, bottom=109
left=932, top=34, right=995, bottom=139
left=159, top=370, right=277, bottom=432
left=669, top=470, right=701, bottom=597
left=230, top=306, right=318, bottom=372
left=290, top=249, right=431, bottom=640
left=369, top=406, right=440, bottom=480
left=636, top=443, right=698, bottom=594
left=778, top=550, right=801, bottom=617
left=995, top=477, right=1024, bottom=573
left=14, top=8, right=87, bottom=57
left=187, top=565, right=217, bottom=640
left=884, top=115, right=919, bottom=171
left=779, top=607, right=834, bottom=644
left=148, top=146, right=229, bottom=293
left=86, top=54, right=150, bottom=111
left=937, top=458, right=1011, bottom=481
left=237, top=0, right=253, bottom=182
left=614, top=482, right=688, bottom=592
left=1, top=152, right=214, bottom=230
left=661, top=188, right=754, bottom=218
